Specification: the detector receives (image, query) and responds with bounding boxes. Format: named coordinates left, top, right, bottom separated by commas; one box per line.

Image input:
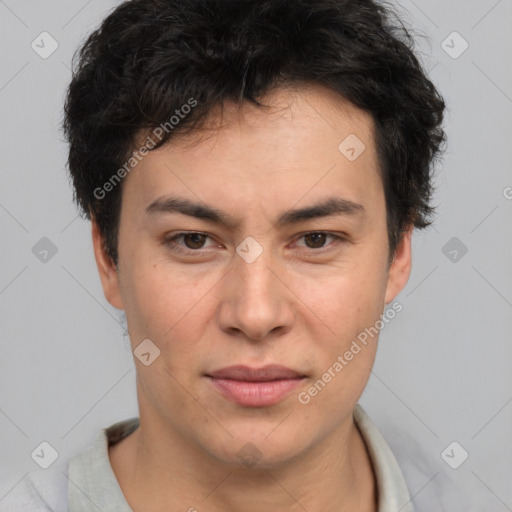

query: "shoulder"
left=0, top=417, right=139, bottom=512
left=355, top=403, right=474, bottom=512
left=0, top=461, right=69, bottom=512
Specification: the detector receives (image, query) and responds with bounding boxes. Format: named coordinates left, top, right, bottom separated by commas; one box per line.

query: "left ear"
left=384, top=224, right=413, bottom=304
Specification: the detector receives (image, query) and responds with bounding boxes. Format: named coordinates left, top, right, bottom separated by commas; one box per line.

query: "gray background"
left=0, top=0, right=511, bottom=510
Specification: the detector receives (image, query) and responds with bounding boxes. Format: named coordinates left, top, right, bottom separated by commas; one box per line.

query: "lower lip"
left=207, top=377, right=305, bottom=407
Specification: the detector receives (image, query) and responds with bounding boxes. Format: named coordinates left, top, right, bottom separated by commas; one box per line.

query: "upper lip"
left=206, top=364, right=305, bottom=382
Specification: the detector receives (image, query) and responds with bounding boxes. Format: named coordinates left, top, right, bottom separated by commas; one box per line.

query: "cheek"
left=295, top=264, right=387, bottom=335
left=121, top=260, right=217, bottom=360
left=291, top=266, right=386, bottom=396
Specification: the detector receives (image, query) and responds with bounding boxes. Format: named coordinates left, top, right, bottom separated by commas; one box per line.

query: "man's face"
left=93, top=83, right=412, bottom=467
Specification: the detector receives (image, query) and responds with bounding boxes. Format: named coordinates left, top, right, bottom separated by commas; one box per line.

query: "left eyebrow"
left=275, top=197, right=366, bottom=227
left=145, top=195, right=366, bottom=229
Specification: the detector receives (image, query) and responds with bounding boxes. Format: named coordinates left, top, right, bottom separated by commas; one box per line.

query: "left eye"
left=294, top=232, right=341, bottom=250
left=163, top=231, right=343, bottom=253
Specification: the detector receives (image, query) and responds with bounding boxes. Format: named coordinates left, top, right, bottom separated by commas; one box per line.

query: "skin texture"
left=92, top=82, right=413, bottom=512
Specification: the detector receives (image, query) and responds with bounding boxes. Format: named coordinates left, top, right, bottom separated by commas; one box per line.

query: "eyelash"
left=162, top=231, right=347, bottom=255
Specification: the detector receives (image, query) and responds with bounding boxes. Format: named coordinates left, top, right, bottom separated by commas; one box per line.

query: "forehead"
left=123, top=82, right=382, bottom=224
left=161, top=82, right=376, bottom=152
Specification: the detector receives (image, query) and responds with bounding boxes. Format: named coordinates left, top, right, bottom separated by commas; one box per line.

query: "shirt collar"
left=68, top=404, right=414, bottom=512
left=354, top=403, right=415, bottom=512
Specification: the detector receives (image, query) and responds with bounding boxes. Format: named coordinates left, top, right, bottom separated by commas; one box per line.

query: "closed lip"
left=206, top=364, right=306, bottom=382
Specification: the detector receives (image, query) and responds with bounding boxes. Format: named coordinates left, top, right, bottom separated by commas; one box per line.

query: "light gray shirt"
left=0, top=404, right=417, bottom=511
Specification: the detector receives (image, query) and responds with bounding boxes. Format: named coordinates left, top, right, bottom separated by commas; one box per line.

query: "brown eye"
left=163, top=232, right=215, bottom=254
left=303, top=232, right=328, bottom=249
left=181, top=233, right=207, bottom=249
left=293, top=232, right=347, bottom=253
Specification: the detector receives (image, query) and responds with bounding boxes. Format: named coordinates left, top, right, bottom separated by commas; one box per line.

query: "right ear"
left=91, top=217, right=124, bottom=310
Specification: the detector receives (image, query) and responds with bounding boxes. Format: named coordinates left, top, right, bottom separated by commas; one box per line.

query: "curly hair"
left=62, top=0, right=446, bottom=267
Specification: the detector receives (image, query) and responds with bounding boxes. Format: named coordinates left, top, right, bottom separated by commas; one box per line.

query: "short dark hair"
left=62, top=0, right=446, bottom=267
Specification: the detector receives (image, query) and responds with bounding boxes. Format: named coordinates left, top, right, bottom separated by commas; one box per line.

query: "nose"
left=216, top=247, right=295, bottom=342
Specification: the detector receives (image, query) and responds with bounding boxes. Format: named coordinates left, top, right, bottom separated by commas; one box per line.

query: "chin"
left=202, top=428, right=309, bottom=470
